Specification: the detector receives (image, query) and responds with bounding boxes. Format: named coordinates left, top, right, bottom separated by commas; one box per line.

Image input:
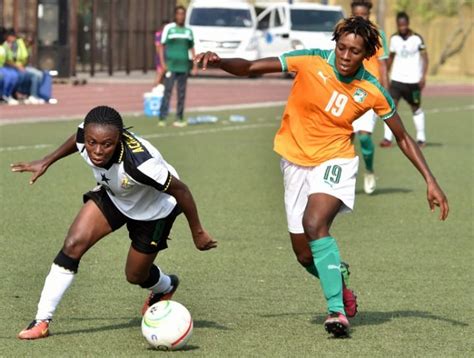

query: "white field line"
left=0, top=101, right=287, bottom=126
left=0, top=144, right=53, bottom=152
left=1, top=104, right=472, bottom=153
left=142, top=122, right=278, bottom=140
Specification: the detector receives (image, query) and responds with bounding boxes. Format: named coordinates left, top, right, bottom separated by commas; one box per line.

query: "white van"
left=255, top=2, right=344, bottom=58
left=186, top=0, right=260, bottom=60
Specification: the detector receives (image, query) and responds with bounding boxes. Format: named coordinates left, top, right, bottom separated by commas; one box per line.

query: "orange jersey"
left=363, top=29, right=389, bottom=81
left=275, top=49, right=395, bottom=167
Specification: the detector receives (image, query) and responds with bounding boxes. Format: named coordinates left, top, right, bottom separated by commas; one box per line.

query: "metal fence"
left=1, top=0, right=177, bottom=76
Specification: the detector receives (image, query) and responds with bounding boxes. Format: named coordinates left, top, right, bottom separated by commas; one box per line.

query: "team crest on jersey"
left=353, top=88, right=367, bottom=103
left=121, top=176, right=133, bottom=189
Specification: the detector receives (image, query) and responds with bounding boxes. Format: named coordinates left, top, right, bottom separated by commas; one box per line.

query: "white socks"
left=148, top=268, right=172, bottom=294
left=34, top=263, right=171, bottom=321
left=383, top=108, right=425, bottom=142
left=383, top=122, right=393, bottom=141
left=413, top=109, right=426, bottom=142
left=35, top=264, right=76, bottom=321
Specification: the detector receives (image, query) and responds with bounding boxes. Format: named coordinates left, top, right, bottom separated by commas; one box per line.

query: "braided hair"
left=332, top=16, right=381, bottom=59
left=84, top=106, right=124, bottom=135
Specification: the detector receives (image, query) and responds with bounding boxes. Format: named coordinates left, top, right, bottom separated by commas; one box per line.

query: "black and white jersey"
left=76, top=123, right=178, bottom=221
left=390, top=31, right=426, bottom=84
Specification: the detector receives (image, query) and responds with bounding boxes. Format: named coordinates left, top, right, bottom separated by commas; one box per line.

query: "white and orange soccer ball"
left=141, top=300, right=193, bottom=351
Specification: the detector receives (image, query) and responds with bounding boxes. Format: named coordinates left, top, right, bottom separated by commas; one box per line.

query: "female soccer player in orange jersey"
left=194, top=17, right=448, bottom=338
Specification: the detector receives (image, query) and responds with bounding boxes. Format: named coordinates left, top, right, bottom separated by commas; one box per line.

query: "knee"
left=359, top=133, right=372, bottom=146
left=302, top=216, right=328, bottom=240
left=125, top=269, right=148, bottom=285
left=295, top=251, right=313, bottom=267
left=62, top=233, right=89, bottom=259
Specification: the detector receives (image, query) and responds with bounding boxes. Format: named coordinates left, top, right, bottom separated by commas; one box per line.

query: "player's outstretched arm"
left=10, top=134, right=78, bottom=184
left=165, top=176, right=217, bottom=251
left=385, top=113, right=449, bottom=220
left=193, top=51, right=282, bottom=77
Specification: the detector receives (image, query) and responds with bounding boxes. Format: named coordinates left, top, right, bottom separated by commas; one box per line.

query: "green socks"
left=309, top=237, right=345, bottom=314
left=359, top=133, right=374, bottom=172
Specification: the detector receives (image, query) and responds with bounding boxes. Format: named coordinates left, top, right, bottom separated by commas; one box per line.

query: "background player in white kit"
left=350, top=0, right=390, bottom=194
left=11, top=106, right=217, bottom=340
left=380, top=12, right=429, bottom=148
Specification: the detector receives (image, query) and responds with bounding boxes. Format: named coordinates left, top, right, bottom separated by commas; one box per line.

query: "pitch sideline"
left=1, top=104, right=472, bottom=153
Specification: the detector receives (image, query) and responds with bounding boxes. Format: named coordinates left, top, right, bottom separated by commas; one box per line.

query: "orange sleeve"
left=373, top=86, right=396, bottom=120
left=279, top=49, right=330, bottom=73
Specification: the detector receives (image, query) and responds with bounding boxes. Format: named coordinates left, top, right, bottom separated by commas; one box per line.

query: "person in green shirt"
left=158, top=6, right=198, bottom=127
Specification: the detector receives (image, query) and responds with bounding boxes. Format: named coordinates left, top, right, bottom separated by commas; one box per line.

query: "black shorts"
left=83, top=186, right=182, bottom=254
left=389, top=80, right=422, bottom=107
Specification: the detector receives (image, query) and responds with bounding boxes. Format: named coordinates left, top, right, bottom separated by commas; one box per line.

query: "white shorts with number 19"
left=281, top=156, right=359, bottom=234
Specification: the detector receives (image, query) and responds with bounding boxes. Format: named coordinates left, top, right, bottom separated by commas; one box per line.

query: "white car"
left=256, top=2, right=344, bottom=58
left=186, top=0, right=260, bottom=60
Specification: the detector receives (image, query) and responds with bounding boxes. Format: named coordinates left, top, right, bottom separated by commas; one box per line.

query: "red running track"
left=0, top=78, right=472, bottom=124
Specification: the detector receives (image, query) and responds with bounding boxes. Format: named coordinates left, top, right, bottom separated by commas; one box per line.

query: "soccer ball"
left=141, top=300, right=193, bottom=351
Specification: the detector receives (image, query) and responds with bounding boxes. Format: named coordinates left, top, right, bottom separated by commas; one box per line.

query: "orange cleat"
left=141, top=274, right=180, bottom=315
left=379, top=139, right=393, bottom=148
left=18, top=320, right=50, bottom=340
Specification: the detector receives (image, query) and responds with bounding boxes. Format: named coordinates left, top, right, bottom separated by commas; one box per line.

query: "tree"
left=394, top=0, right=473, bottom=75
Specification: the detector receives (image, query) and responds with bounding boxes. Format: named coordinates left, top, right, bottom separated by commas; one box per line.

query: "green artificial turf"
left=0, top=96, right=472, bottom=357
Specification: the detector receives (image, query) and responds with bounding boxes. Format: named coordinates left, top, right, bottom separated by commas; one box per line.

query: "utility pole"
left=377, top=0, right=386, bottom=29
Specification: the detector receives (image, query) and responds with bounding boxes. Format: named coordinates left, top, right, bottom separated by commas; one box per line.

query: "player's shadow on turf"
left=54, top=318, right=230, bottom=337
left=194, top=320, right=231, bottom=330
left=311, top=311, right=468, bottom=327
left=147, top=345, right=200, bottom=352
left=424, top=142, right=443, bottom=147
left=355, top=188, right=412, bottom=196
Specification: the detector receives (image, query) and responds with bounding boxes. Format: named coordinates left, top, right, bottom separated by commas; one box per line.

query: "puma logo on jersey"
left=318, top=71, right=330, bottom=84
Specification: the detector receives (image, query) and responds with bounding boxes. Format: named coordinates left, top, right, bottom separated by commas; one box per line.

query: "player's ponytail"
left=84, top=105, right=124, bottom=135
left=332, top=16, right=381, bottom=59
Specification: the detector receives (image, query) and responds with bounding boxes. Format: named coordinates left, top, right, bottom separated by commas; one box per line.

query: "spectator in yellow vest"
left=1, top=27, right=21, bottom=105
left=3, top=28, right=45, bottom=104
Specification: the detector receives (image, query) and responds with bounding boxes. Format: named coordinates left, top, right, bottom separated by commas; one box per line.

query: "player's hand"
left=427, top=180, right=449, bottom=221
left=419, top=77, right=426, bottom=90
left=191, top=65, right=198, bottom=77
left=10, top=159, right=50, bottom=184
left=192, top=229, right=217, bottom=251
left=193, top=52, right=221, bottom=70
